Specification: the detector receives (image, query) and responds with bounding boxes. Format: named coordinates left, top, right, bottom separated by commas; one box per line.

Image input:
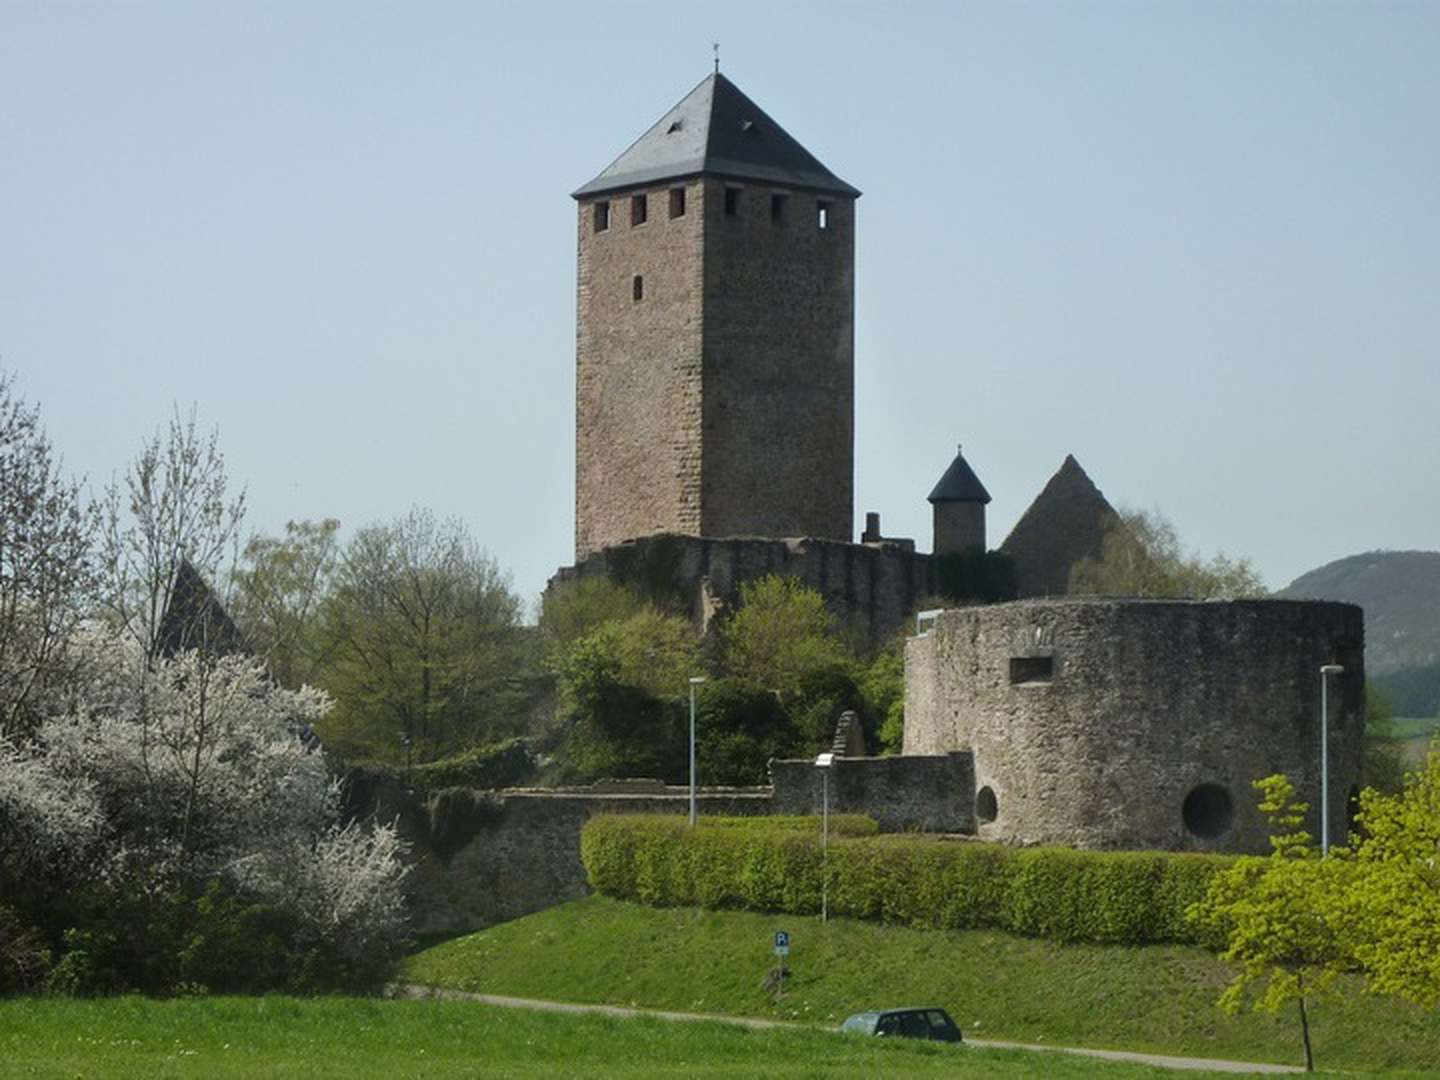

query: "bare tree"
left=0, top=370, right=96, bottom=736
left=98, top=410, right=246, bottom=661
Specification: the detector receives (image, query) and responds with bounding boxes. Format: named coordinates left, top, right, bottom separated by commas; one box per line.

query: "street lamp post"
left=688, top=676, right=707, bottom=826
left=815, top=752, right=835, bottom=922
left=1319, top=664, right=1344, bottom=855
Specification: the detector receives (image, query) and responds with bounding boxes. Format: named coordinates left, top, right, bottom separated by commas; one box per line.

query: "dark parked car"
left=840, top=1007, right=963, bottom=1043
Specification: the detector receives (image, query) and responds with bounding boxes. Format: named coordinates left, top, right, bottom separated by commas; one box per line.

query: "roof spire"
left=713, top=42, right=719, bottom=74
left=928, top=443, right=991, bottom=505
left=573, top=72, right=861, bottom=200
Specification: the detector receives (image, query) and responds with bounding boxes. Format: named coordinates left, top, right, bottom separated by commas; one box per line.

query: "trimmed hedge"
left=581, top=815, right=1231, bottom=947
left=689, top=815, right=879, bottom=834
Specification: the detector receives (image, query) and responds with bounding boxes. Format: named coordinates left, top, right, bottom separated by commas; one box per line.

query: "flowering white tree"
left=0, top=370, right=96, bottom=738
left=0, top=627, right=408, bottom=988
left=98, top=410, right=246, bottom=660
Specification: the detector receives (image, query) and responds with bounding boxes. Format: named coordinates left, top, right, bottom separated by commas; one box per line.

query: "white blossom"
left=0, top=627, right=407, bottom=968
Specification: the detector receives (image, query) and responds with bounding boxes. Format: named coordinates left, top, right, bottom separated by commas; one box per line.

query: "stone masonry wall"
left=575, top=180, right=705, bottom=557
left=770, top=753, right=975, bottom=833
left=904, top=598, right=1365, bottom=853
left=550, top=532, right=939, bottom=642
left=356, top=758, right=971, bottom=938
left=383, top=785, right=774, bottom=938
left=574, top=177, right=854, bottom=558
left=701, top=179, right=854, bottom=542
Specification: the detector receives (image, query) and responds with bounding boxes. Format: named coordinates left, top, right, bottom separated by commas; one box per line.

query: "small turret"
left=928, top=444, right=991, bottom=556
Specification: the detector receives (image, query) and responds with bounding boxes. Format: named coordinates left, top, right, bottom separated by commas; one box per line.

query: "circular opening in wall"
left=1182, top=783, right=1234, bottom=839
left=976, top=786, right=998, bottom=823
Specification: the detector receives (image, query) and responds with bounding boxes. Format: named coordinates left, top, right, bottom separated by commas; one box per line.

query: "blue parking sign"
left=773, top=930, right=790, bottom=956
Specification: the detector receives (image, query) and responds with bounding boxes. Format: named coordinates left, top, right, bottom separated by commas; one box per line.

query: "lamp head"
left=1320, top=664, right=1344, bottom=675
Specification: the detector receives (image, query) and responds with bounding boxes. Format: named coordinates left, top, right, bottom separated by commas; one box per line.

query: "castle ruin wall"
left=904, top=598, right=1365, bottom=853
left=550, top=532, right=939, bottom=641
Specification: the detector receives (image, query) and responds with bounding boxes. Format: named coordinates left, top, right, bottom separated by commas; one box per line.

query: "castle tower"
left=572, top=73, right=859, bottom=558
left=928, top=444, right=991, bottom=555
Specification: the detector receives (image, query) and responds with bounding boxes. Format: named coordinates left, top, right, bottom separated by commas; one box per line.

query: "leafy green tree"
left=1189, top=775, right=1343, bottom=1072
left=315, top=510, right=525, bottom=763
left=537, top=577, right=648, bottom=662
left=574, top=608, right=701, bottom=702
left=554, top=628, right=678, bottom=782
left=859, top=640, right=906, bottom=754
left=230, top=518, right=341, bottom=690
left=1362, top=684, right=1406, bottom=793
left=692, top=678, right=795, bottom=785
left=1334, top=749, right=1440, bottom=1008
left=1069, top=508, right=1265, bottom=600
left=550, top=606, right=702, bottom=782
left=720, top=575, right=849, bottom=695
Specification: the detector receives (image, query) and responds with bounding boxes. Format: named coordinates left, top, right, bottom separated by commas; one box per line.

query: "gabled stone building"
left=1001, top=454, right=1118, bottom=598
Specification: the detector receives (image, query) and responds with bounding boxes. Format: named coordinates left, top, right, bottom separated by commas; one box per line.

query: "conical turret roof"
left=573, top=72, right=860, bottom=199
left=928, top=445, right=991, bottom=504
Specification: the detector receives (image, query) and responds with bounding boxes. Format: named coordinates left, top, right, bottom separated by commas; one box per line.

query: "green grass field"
left=0, top=996, right=1278, bottom=1078
left=403, top=896, right=1440, bottom=1075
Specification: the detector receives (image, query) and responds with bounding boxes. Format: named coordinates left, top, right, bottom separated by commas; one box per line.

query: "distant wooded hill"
left=1278, top=550, right=1440, bottom=716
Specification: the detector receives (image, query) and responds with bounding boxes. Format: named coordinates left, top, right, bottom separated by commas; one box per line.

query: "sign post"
left=772, top=930, right=790, bottom=1000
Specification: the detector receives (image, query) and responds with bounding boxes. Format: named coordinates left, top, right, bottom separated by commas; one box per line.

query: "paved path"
left=391, top=984, right=1303, bottom=1074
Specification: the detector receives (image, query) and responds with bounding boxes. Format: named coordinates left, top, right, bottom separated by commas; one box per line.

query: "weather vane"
left=713, top=42, right=720, bottom=74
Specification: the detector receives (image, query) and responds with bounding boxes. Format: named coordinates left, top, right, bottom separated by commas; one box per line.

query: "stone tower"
left=572, top=73, right=860, bottom=558
left=928, top=444, right=991, bottom=555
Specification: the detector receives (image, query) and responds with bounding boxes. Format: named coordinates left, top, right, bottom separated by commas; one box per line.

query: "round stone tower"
left=928, top=444, right=990, bottom=555
left=903, top=598, right=1365, bottom=853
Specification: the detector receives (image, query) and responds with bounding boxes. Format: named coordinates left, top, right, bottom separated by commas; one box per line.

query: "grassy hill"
left=403, top=896, right=1440, bottom=1075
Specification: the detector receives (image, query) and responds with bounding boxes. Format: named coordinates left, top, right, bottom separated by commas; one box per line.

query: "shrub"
left=0, top=903, right=51, bottom=994
left=0, top=632, right=410, bottom=995
left=582, top=815, right=1231, bottom=947
left=408, top=738, right=536, bottom=792
left=693, top=679, right=796, bottom=786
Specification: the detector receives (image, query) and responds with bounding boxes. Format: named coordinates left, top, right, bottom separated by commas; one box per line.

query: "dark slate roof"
left=573, top=72, right=860, bottom=199
left=928, top=445, right=991, bottom=504
left=157, top=557, right=246, bottom=658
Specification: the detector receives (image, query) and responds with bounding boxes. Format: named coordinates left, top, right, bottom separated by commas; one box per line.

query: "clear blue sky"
left=4, top=1, right=1437, bottom=612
